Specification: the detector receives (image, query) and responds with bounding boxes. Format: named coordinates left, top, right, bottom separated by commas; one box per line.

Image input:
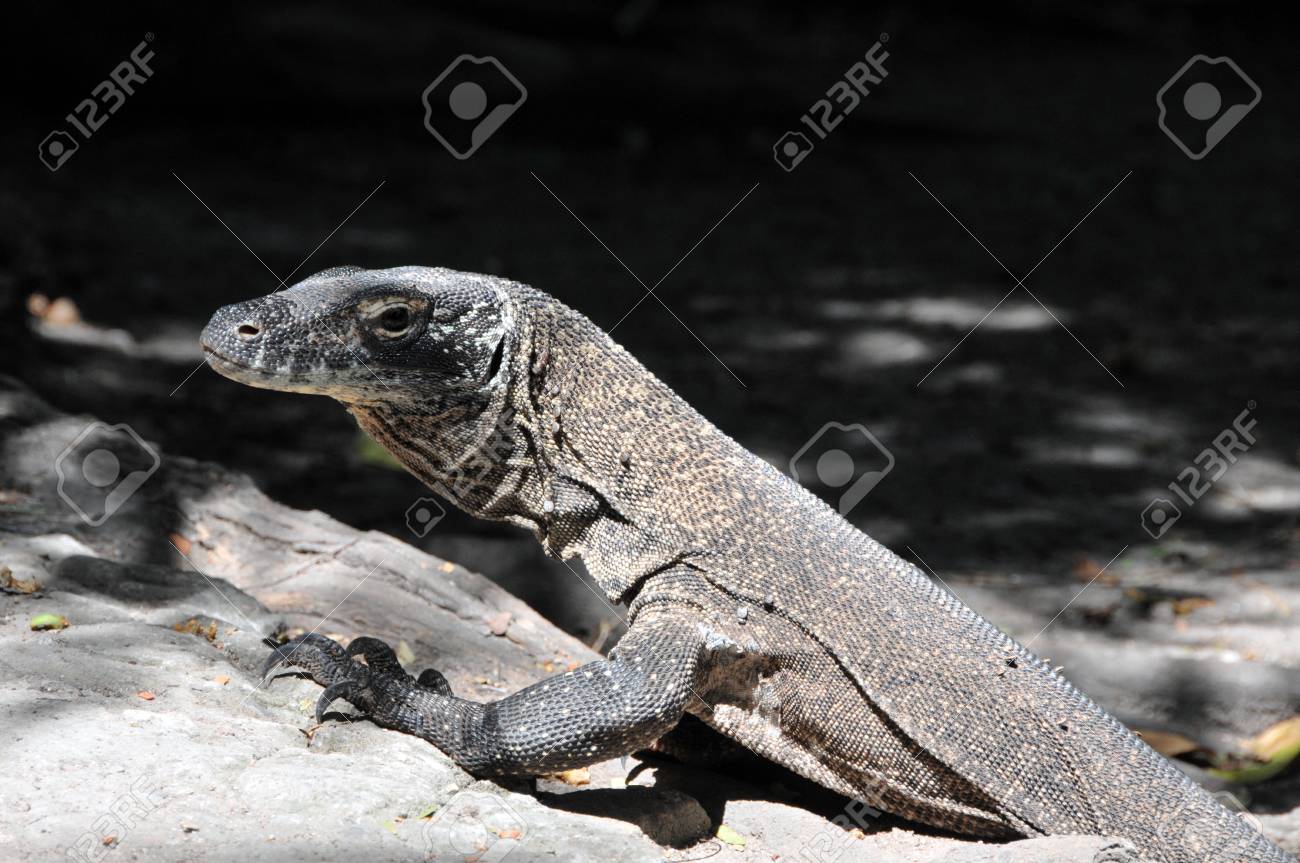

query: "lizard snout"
left=200, top=300, right=277, bottom=382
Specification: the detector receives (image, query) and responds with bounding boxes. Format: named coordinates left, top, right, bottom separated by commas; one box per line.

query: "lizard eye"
left=375, top=304, right=413, bottom=336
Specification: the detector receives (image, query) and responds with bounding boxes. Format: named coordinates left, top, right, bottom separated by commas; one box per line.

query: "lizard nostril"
left=237, top=322, right=262, bottom=340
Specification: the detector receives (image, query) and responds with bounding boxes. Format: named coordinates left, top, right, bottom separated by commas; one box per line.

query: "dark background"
left=4, top=2, right=1297, bottom=643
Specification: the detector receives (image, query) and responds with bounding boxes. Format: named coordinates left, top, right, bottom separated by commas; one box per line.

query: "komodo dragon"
left=200, top=265, right=1292, bottom=863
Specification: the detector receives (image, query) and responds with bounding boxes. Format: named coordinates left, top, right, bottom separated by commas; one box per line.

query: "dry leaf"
left=395, top=640, right=416, bottom=666
left=214, top=675, right=231, bottom=686
left=485, top=611, right=512, bottom=636
left=544, top=768, right=590, bottom=786
left=1136, top=728, right=1201, bottom=758
left=1171, top=596, right=1215, bottom=616
left=168, top=533, right=192, bottom=555
left=172, top=618, right=218, bottom=642
left=1073, top=557, right=1119, bottom=585
left=137, top=691, right=156, bottom=701
left=27, top=293, right=81, bottom=325
left=1245, top=716, right=1300, bottom=762
left=1, top=566, right=40, bottom=594
left=496, top=828, right=522, bottom=840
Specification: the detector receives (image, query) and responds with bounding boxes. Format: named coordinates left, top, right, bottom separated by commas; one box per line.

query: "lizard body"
left=201, top=265, right=1292, bottom=862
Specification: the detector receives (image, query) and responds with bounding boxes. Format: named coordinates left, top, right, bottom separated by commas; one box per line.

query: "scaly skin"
left=202, top=265, right=1293, bottom=863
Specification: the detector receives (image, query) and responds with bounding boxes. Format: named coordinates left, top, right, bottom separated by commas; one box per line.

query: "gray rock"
left=0, top=376, right=1290, bottom=862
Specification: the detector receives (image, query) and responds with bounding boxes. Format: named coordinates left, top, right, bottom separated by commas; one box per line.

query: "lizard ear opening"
left=484, top=334, right=506, bottom=385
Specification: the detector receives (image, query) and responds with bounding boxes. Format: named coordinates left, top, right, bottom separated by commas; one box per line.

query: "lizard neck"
left=346, top=327, right=554, bottom=530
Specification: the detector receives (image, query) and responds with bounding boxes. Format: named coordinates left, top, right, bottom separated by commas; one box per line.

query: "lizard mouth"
left=202, top=345, right=359, bottom=398
left=202, top=345, right=295, bottom=389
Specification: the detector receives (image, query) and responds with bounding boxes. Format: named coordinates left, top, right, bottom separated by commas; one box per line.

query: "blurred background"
left=4, top=0, right=1296, bottom=669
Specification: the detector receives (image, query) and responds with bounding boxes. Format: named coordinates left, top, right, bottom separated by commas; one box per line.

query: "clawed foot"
left=261, top=633, right=452, bottom=725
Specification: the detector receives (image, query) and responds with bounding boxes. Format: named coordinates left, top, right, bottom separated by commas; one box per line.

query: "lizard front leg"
left=262, top=615, right=705, bottom=776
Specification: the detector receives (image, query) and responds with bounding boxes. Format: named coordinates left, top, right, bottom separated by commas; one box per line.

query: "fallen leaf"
left=45, top=296, right=82, bottom=325
left=214, top=675, right=230, bottom=686
left=496, top=828, right=522, bottom=840
left=543, top=768, right=590, bottom=786
left=172, top=618, right=218, bottom=642
left=716, top=824, right=746, bottom=849
left=1207, top=716, right=1300, bottom=784
left=1171, top=596, right=1215, bottom=616
left=415, top=804, right=439, bottom=820
left=1, top=566, right=40, bottom=594
left=1136, top=728, right=1201, bottom=758
left=848, top=828, right=866, bottom=840
left=137, top=691, right=156, bottom=701
left=485, top=611, right=512, bottom=636
left=1246, top=716, right=1300, bottom=763
left=30, top=613, right=69, bottom=631
left=439, top=561, right=455, bottom=573
left=28, top=293, right=82, bottom=324
left=1072, top=557, right=1101, bottom=580
left=101, top=835, right=117, bottom=846
left=168, top=533, right=192, bottom=555
left=395, top=640, right=416, bottom=666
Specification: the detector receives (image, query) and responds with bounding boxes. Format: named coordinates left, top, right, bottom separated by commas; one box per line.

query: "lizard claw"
left=259, top=632, right=356, bottom=688
left=315, top=679, right=362, bottom=724
left=258, top=632, right=455, bottom=736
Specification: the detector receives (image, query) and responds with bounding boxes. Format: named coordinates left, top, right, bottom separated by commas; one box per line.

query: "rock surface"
left=0, top=376, right=1291, bottom=862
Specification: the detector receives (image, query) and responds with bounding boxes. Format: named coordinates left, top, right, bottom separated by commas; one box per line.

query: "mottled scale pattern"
left=203, top=267, right=1294, bottom=863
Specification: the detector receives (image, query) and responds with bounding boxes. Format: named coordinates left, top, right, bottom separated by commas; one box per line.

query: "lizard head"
left=200, top=266, right=515, bottom=406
